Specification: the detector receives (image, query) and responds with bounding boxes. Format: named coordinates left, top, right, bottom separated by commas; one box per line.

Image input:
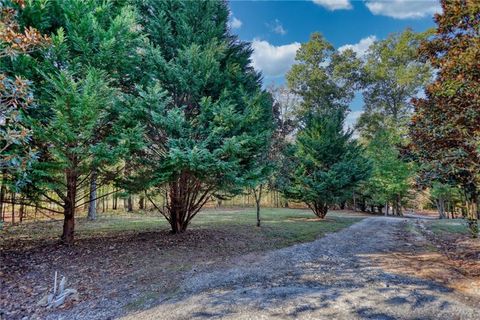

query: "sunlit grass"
left=429, top=219, right=470, bottom=236
left=0, top=207, right=364, bottom=247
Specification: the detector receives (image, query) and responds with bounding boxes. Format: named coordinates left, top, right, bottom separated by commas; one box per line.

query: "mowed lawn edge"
left=0, top=208, right=365, bottom=251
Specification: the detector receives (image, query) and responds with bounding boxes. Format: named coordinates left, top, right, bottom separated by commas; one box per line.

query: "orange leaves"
left=409, top=0, right=480, bottom=189
left=0, top=3, right=50, bottom=58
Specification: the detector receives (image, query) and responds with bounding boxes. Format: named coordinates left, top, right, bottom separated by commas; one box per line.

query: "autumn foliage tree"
left=1, top=0, right=49, bottom=219
left=0, top=0, right=49, bottom=178
left=410, top=0, right=480, bottom=237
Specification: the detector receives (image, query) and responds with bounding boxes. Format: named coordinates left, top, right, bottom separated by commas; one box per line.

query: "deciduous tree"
left=410, top=0, right=480, bottom=237
left=356, top=29, right=432, bottom=136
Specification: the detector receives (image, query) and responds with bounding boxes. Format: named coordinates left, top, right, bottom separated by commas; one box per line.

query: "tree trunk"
left=139, top=194, right=145, bottom=210
left=253, top=185, right=263, bottom=227
left=62, top=206, right=75, bottom=245
left=19, top=197, right=24, bottom=222
left=353, top=192, right=357, bottom=212
left=0, top=170, right=6, bottom=222
left=102, top=191, right=105, bottom=213
left=61, top=169, right=77, bottom=244
left=87, top=170, right=97, bottom=220
left=311, top=202, right=328, bottom=219
left=168, top=179, right=189, bottom=234
left=163, top=173, right=211, bottom=234
left=11, top=192, right=15, bottom=224
left=113, top=190, right=117, bottom=210
left=397, top=195, right=403, bottom=216
left=168, top=205, right=188, bottom=234
left=436, top=197, right=446, bottom=219
left=465, top=187, right=478, bottom=238
left=127, top=195, right=133, bottom=212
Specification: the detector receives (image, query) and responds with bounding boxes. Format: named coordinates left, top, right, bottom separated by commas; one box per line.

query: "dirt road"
left=120, top=217, right=479, bottom=320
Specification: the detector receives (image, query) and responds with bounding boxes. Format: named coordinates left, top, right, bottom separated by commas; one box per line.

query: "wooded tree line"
left=1, top=0, right=478, bottom=243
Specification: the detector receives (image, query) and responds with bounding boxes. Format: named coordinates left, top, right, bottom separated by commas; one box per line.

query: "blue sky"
left=227, top=0, right=440, bottom=125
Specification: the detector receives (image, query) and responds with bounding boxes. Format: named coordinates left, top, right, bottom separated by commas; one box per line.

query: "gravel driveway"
left=121, top=217, right=480, bottom=320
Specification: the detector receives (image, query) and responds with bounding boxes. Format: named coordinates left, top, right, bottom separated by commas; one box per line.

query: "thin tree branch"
left=147, top=195, right=171, bottom=223
left=74, top=189, right=118, bottom=209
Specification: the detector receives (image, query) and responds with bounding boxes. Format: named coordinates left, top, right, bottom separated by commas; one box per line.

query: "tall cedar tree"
left=410, top=0, right=480, bottom=237
left=129, top=0, right=274, bottom=233
left=287, top=110, right=371, bottom=218
left=14, top=0, right=144, bottom=244
left=284, top=32, right=370, bottom=217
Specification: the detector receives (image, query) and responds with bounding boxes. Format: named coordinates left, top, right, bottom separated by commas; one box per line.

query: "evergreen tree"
left=13, top=0, right=144, bottom=243
left=128, top=0, right=274, bottom=233
left=28, top=69, right=121, bottom=242
left=0, top=0, right=50, bottom=218
left=287, top=110, right=371, bottom=218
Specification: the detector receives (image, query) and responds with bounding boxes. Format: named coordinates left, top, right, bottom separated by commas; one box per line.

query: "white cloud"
left=228, top=16, right=242, bottom=29
left=365, top=0, right=441, bottom=19
left=312, top=0, right=352, bottom=11
left=251, top=40, right=301, bottom=78
left=338, top=35, right=377, bottom=58
left=267, top=19, right=287, bottom=35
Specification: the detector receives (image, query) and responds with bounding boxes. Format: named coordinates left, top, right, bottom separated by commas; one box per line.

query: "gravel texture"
left=120, top=217, right=480, bottom=320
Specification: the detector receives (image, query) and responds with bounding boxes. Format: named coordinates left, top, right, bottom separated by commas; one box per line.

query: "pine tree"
left=287, top=110, right=371, bottom=218
left=128, top=0, right=274, bottom=233
left=14, top=0, right=145, bottom=243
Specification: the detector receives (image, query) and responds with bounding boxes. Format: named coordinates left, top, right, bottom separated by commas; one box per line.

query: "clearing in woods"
left=1, top=209, right=479, bottom=319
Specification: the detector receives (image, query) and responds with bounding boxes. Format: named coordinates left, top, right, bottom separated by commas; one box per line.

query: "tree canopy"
left=126, top=0, right=274, bottom=233
left=287, top=110, right=371, bottom=218
left=410, top=0, right=480, bottom=237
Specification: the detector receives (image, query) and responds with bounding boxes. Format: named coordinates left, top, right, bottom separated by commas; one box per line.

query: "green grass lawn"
left=0, top=208, right=364, bottom=315
left=195, top=208, right=365, bottom=247
left=1, top=207, right=364, bottom=248
left=428, top=218, right=471, bottom=236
